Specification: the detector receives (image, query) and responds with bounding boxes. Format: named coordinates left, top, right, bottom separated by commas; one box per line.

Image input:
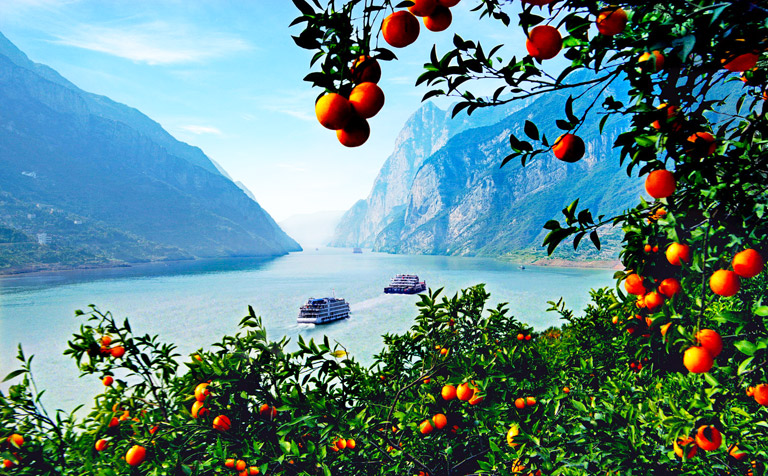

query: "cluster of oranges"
left=95, top=334, right=126, bottom=359
left=673, top=424, right=725, bottom=460
left=382, top=0, right=460, bottom=50
left=418, top=413, right=448, bottom=435
left=514, top=396, right=537, bottom=410
left=224, top=457, right=261, bottom=475
left=516, top=333, right=533, bottom=341
left=191, top=382, right=212, bottom=419
left=441, top=382, right=483, bottom=405
left=2, top=434, right=24, bottom=468
left=746, top=384, right=768, bottom=406
left=258, top=403, right=279, bottom=419
left=329, top=436, right=356, bottom=452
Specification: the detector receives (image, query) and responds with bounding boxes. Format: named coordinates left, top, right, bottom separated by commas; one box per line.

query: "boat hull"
left=384, top=284, right=426, bottom=294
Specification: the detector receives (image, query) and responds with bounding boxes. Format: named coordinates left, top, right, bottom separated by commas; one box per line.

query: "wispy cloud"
left=178, top=125, right=223, bottom=135
left=51, top=21, right=251, bottom=65
left=256, top=88, right=318, bottom=122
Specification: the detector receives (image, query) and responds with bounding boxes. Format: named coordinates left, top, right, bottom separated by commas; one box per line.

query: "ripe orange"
left=469, top=395, right=484, bottom=405
left=433, top=413, right=447, bottom=429
left=126, top=445, right=146, bottom=466
left=651, top=104, right=680, bottom=130
left=213, top=415, right=231, bottom=431
left=110, top=346, right=126, bottom=358
left=7, top=434, right=23, bottom=448
left=440, top=347, right=449, bottom=356
left=639, top=50, right=664, bottom=71
left=683, top=346, right=714, bottom=373
left=722, top=52, right=759, bottom=72
left=419, top=419, right=434, bottom=435
left=563, top=386, right=570, bottom=393
left=514, top=397, right=526, bottom=409
left=624, top=273, right=646, bottom=295
left=102, top=376, right=114, bottom=386
left=350, top=56, right=381, bottom=84
left=644, top=291, right=664, bottom=311
left=194, top=382, right=210, bottom=401
left=346, top=438, right=356, bottom=449
left=191, top=400, right=208, bottom=419
left=101, top=335, right=112, bottom=346
left=753, top=384, right=768, bottom=406
left=506, top=424, right=520, bottom=447
left=315, top=93, right=352, bottom=130
left=336, top=438, right=347, bottom=450
left=409, top=0, right=437, bottom=16
left=456, top=382, right=474, bottom=401
left=526, top=397, right=536, bottom=406
left=382, top=11, right=420, bottom=48
left=733, top=249, right=764, bottom=278
left=236, top=460, right=246, bottom=471
left=728, top=444, right=747, bottom=461
left=695, top=425, right=722, bottom=451
left=424, top=5, right=452, bottom=32
left=95, top=438, right=108, bottom=451
left=696, top=329, right=722, bottom=358
left=108, top=416, right=119, bottom=427
left=349, top=82, right=385, bottom=119
left=674, top=436, right=697, bottom=459
left=526, top=25, right=562, bottom=60
left=645, top=169, right=676, bottom=199
left=552, top=133, right=585, bottom=163
left=658, top=278, right=681, bottom=297
left=249, top=467, right=260, bottom=475
left=666, top=243, right=691, bottom=266
left=441, top=384, right=457, bottom=400
left=710, top=269, right=741, bottom=296
left=337, top=115, right=370, bottom=147
left=686, top=132, right=716, bottom=157
left=596, top=7, right=627, bottom=36
left=525, top=334, right=532, bottom=341
left=437, top=0, right=460, bottom=6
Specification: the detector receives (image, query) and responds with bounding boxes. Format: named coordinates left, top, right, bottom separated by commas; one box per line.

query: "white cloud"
left=178, top=125, right=223, bottom=135
left=51, top=21, right=251, bottom=65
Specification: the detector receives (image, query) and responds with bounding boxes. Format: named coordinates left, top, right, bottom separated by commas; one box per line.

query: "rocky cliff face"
left=332, top=76, right=641, bottom=259
left=0, top=32, right=300, bottom=272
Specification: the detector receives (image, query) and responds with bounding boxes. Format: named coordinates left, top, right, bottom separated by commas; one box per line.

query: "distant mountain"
left=0, top=31, right=300, bottom=273
left=279, top=211, right=345, bottom=249
left=331, top=74, right=642, bottom=262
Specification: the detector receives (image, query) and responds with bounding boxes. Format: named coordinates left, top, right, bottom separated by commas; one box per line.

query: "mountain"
left=0, top=32, right=300, bottom=273
left=278, top=211, right=345, bottom=249
left=331, top=74, right=642, bottom=262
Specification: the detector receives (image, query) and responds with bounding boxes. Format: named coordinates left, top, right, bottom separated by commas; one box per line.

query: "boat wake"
left=350, top=294, right=402, bottom=312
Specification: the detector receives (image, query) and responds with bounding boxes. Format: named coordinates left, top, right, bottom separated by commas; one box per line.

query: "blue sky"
left=0, top=0, right=532, bottom=221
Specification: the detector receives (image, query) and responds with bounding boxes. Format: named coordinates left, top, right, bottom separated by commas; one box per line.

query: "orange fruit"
left=349, top=82, right=385, bottom=119
left=382, top=11, right=420, bottom=48
left=249, top=467, right=260, bottom=475
left=110, top=346, right=126, bottom=358
left=695, top=425, right=722, bottom=451
left=683, top=346, right=714, bottom=373
left=644, top=244, right=652, bottom=253
left=213, top=415, right=231, bottom=431
left=125, top=445, right=146, bottom=466
left=346, top=438, right=356, bottom=449
left=95, top=439, right=108, bottom=451
left=514, top=397, right=526, bottom=409
left=103, top=376, right=114, bottom=386
left=733, top=249, right=764, bottom=278
left=336, top=438, right=347, bottom=450
left=639, top=50, right=664, bottom=71
left=109, top=416, right=119, bottom=427
left=658, top=278, right=681, bottom=297
left=525, top=334, right=532, bottom=341
left=526, top=397, right=536, bottom=406
left=651, top=104, right=680, bottom=130
left=441, top=384, right=457, bottom=400
left=456, top=382, right=474, bottom=401
left=433, top=413, right=447, bottom=429
left=526, top=25, right=562, bottom=60
left=674, top=436, right=697, bottom=459
left=666, top=243, right=691, bottom=266
left=596, top=7, right=627, bottom=36
left=552, top=133, right=585, bottom=162
left=469, top=395, right=484, bottom=405
left=437, top=0, right=460, bottom=6
left=424, top=5, right=452, bottom=32
left=686, top=132, right=717, bottom=157
left=194, top=382, right=210, bottom=401
left=337, top=115, right=370, bottom=147
left=101, top=335, right=112, bottom=346
left=754, top=384, right=768, bottom=406
left=645, top=170, right=676, bottom=199
left=419, top=419, right=434, bottom=435
left=728, top=444, right=747, bottom=461
left=191, top=400, right=208, bottom=419
left=236, top=460, right=247, bottom=471
left=644, top=291, right=664, bottom=311
left=7, top=434, right=23, bottom=448
left=723, top=52, right=759, bottom=72
left=611, top=315, right=619, bottom=324
left=440, top=347, right=449, bottom=356
left=315, top=93, right=352, bottom=130
left=506, top=424, right=520, bottom=447
left=517, top=333, right=525, bottom=340
left=710, top=270, right=740, bottom=296
left=624, top=273, right=646, bottom=295
left=409, top=0, right=437, bottom=16
left=696, top=329, right=722, bottom=358
left=350, top=56, right=381, bottom=84
left=563, top=386, right=570, bottom=393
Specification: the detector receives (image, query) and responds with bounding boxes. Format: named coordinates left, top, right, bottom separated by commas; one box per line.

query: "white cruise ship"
left=384, top=274, right=426, bottom=294
left=297, top=297, right=351, bottom=324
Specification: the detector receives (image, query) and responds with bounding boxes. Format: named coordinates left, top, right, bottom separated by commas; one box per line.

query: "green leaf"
left=734, top=340, right=757, bottom=356
left=754, top=306, right=768, bottom=317
left=2, top=369, right=26, bottom=383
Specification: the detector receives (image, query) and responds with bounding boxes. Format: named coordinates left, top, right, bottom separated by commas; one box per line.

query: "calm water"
left=0, top=248, right=613, bottom=411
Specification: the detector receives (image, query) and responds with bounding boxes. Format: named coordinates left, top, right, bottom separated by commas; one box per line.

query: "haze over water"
left=0, top=248, right=613, bottom=411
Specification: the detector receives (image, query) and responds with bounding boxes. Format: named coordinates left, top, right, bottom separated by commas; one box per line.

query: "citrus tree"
left=2, top=0, right=768, bottom=475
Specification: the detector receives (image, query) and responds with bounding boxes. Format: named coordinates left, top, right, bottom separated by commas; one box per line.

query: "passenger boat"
left=384, top=274, right=426, bottom=294
left=297, top=297, right=351, bottom=324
